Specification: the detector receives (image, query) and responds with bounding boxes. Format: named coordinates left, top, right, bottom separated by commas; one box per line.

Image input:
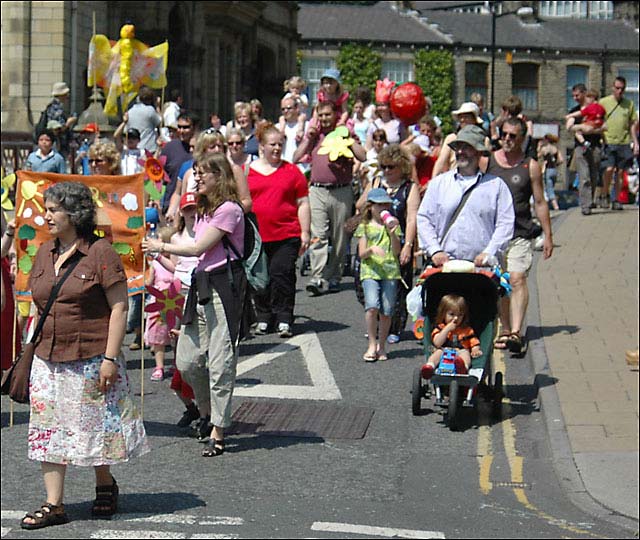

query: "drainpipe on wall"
left=600, top=43, right=607, bottom=98
left=27, top=1, right=33, bottom=126
left=71, top=1, right=78, bottom=116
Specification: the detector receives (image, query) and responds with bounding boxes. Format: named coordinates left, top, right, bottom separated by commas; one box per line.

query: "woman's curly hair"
left=377, top=143, right=412, bottom=178
left=44, top=182, right=97, bottom=239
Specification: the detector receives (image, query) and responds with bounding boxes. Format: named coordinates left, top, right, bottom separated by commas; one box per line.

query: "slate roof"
left=297, top=2, right=639, bottom=53
left=418, top=10, right=639, bottom=52
left=297, top=2, right=451, bottom=44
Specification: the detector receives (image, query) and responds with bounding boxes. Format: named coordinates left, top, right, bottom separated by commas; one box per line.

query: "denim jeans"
left=362, top=279, right=398, bottom=316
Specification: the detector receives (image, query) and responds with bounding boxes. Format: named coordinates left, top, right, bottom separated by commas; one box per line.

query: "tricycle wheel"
left=447, top=379, right=459, bottom=430
left=492, top=371, right=503, bottom=418
left=412, top=367, right=423, bottom=415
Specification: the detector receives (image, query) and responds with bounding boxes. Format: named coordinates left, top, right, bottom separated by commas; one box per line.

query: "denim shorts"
left=362, top=279, right=398, bottom=316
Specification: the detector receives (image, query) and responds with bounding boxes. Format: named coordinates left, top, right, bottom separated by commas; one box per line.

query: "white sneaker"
left=255, top=322, right=269, bottom=335
left=277, top=322, right=293, bottom=338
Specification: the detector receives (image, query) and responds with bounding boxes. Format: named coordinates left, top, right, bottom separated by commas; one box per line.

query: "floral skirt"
left=28, top=354, right=149, bottom=466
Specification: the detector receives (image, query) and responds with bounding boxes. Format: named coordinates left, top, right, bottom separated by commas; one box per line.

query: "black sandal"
left=202, top=439, right=225, bottom=457
left=21, top=503, right=69, bottom=530
left=92, top=477, right=119, bottom=517
left=506, top=333, right=524, bottom=354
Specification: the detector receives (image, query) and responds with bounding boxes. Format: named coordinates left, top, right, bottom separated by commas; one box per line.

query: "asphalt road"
left=1, top=263, right=635, bottom=539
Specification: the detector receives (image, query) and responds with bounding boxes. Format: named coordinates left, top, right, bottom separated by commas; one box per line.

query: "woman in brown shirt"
left=20, top=182, right=148, bottom=530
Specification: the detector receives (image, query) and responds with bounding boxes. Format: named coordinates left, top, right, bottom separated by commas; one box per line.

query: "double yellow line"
left=477, top=349, right=604, bottom=538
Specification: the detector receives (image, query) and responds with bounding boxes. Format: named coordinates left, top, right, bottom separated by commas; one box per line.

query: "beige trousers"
left=176, top=288, right=238, bottom=428
left=308, top=184, right=353, bottom=283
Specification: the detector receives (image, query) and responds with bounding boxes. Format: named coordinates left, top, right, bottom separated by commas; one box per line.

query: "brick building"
left=297, top=1, right=638, bottom=185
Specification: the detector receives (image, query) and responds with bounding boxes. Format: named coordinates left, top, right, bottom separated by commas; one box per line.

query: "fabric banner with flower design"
left=14, top=171, right=146, bottom=303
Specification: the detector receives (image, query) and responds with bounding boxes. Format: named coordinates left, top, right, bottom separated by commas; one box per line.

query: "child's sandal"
left=202, top=439, right=225, bottom=457
left=92, top=477, right=119, bottom=517
left=21, top=503, right=69, bottom=530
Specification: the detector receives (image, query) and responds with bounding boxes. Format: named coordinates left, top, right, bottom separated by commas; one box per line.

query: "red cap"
left=82, top=122, right=99, bottom=133
left=180, top=192, right=197, bottom=209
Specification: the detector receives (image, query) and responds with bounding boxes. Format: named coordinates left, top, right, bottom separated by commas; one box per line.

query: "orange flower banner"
left=14, top=171, right=146, bottom=303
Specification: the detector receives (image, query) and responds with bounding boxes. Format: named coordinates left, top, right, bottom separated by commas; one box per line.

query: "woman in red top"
left=247, top=123, right=311, bottom=338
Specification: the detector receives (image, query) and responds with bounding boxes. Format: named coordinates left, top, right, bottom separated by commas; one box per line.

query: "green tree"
left=336, top=43, right=382, bottom=105
left=414, top=49, right=455, bottom=134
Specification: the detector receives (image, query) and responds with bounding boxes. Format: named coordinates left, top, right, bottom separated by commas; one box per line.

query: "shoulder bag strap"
left=605, top=101, right=621, bottom=120
left=439, top=176, right=481, bottom=245
left=29, top=257, right=81, bottom=345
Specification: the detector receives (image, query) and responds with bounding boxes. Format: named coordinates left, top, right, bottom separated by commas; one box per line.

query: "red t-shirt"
left=247, top=161, right=309, bottom=242
left=581, top=102, right=606, bottom=125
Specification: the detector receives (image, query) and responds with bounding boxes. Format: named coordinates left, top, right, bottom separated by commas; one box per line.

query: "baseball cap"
left=448, top=125, right=489, bottom=153
left=47, top=120, right=63, bottom=130
left=320, top=68, right=342, bottom=85
left=451, top=102, right=483, bottom=124
left=82, top=123, right=99, bottom=133
left=367, top=188, right=393, bottom=204
left=180, top=192, right=197, bottom=209
left=126, top=128, right=141, bottom=140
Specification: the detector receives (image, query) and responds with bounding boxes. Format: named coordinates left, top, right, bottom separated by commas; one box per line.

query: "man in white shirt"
left=280, top=96, right=308, bottom=172
left=127, top=86, right=161, bottom=153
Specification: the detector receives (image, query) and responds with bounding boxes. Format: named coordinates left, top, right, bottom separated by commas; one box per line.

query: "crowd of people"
left=1, top=72, right=638, bottom=530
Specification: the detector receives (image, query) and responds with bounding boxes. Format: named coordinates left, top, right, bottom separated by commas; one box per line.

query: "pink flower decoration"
left=144, top=279, right=185, bottom=329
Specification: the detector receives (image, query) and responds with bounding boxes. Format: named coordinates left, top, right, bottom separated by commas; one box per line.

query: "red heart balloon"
left=390, top=83, right=427, bottom=125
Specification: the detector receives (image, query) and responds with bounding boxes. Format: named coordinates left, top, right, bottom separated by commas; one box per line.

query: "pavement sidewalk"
left=533, top=204, right=639, bottom=526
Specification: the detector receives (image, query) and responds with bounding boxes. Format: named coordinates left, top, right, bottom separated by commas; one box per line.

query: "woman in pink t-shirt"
left=143, top=152, right=246, bottom=458
left=247, top=123, right=311, bottom=338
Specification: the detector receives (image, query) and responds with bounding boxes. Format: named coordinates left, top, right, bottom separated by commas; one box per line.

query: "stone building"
left=1, top=1, right=299, bottom=134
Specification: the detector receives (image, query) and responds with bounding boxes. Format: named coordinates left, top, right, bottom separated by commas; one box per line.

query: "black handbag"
left=1, top=258, right=80, bottom=403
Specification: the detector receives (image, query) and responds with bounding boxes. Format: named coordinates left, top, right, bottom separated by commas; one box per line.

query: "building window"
left=512, top=63, right=538, bottom=110
left=539, top=1, right=612, bottom=19
left=566, top=65, right=588, bottom=110
left=618, top=67, right=639, bottom=112
left=300, top=57, right=336, bottom=106
left=381, top=60, right=413, bottom=85
left=465, top=61, right=488, bottom=103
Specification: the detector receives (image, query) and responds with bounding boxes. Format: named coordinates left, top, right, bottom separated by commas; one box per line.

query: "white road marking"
left=236, top=332, right=342, bottom=400
left=1, top=526, right=10, bottom=538
left=90, top=531, right=185, bottom=539
left=311, top=521, right=446, bottom=539
left=0, top=512, right=23, bottom=520
left=114, top=513, right=243, bottom=526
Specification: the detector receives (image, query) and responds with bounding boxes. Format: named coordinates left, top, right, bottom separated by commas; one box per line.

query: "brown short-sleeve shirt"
left=29, top=236, right=127, bottom=362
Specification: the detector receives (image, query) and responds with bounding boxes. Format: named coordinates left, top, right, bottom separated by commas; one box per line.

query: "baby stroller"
left=411, top=264, right=504, bottom=430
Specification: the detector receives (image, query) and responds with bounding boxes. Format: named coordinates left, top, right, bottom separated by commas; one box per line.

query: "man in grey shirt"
left=126, top=86, right=161, bottom=153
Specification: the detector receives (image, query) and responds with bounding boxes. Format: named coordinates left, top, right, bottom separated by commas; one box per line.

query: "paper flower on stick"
left=145, top=279, right=185, bottom=329
left=1, top=173, right=16, bottom=210
left=318, top=126, right=355, bottom=161
left=139, top=151, right=169, bottom=201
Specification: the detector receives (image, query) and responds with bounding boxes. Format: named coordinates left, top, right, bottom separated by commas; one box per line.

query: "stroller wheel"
left=411, top=367, right=423, bottom=415
left=447, top=380, right=460, bottom=431
left=492, top=371, right=503, bottom=418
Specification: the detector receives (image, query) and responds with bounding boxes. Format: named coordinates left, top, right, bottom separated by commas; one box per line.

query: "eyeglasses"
left=501, top=132, right=518, bottom=140
left=177, top=124, right=193, bottom=130
left=380, top=164, right=397, bottom=170
left=228, top=141, right=244, bottom=146
left=89, top=158, right=104, bottom=164
left=204, top=127, right=221, bottom=135
left=281, top=106, right=296, bottom=112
